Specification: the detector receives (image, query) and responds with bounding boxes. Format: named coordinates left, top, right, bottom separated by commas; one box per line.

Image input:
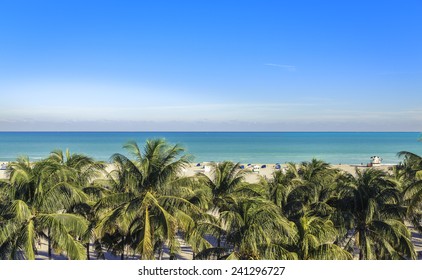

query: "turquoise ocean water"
left=0, top=132, right=421, bottom=164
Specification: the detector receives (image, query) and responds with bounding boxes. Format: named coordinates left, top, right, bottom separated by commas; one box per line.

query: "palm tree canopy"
left=95, top=139, right=202, bottom=259
left=1, top=156, right=91, bottom=259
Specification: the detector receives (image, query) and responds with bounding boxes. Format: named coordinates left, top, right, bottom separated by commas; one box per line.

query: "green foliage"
left=0, top=151, right=103, bottom=260
left=95, top=139, right=200, bottom=259
left=0, top=141, right=419, bottom=260
left=337, top=168, right=415, bottom=259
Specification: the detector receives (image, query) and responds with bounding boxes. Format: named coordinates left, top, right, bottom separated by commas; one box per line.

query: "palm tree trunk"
left=48, top=228, right=52, bottom=260
left=86, top=243, right=90, bottom=260
left=121, top=236, right=125, bottom=260
left=158, top=242, right=164, bottom=260
left=358, top=230, right=365, bottom=260
left=342, top=230, right=356, bottom=250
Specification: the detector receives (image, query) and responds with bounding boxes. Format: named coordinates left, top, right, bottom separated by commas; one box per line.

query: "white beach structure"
left=370, top=156, right=383, bottom=165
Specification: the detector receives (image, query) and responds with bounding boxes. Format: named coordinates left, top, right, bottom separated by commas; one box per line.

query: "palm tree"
left=196, top=162, right=250, bottom=210
left=396, top=151, right=422, bottom=239
left=47, top=149, right=105, bottom=189
left=95, top=139, right=202, bottom=259
left=266, top=163, right=301, bottom=217
left=268, top=160, right=339, bottom=219
left=225, top=197, right=296, bottom=259
left=47, top=149, right=106, bottom=259
left=291, top=214, right=351, bottom=260
left=337, top=168, right=415, bottom=259
left=397, top=151, right=422, bottom=181
left=195, top=161, right=295, bottom=259
left=195, top=161, right=254, bottom=250
left=266, top=160, right=350, bottom=260
left=0, top=156, right=88, bottom=260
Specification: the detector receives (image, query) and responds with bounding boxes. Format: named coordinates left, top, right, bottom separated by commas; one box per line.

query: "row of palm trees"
left=0, top=139, right=421, bottom=260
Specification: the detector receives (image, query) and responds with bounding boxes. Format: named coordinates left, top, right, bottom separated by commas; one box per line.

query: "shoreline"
left=0, top=161, right=394, bottom=181
left=182, top=162, right=392, bottom=183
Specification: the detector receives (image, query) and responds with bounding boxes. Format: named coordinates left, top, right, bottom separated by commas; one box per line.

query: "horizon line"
left=0, top=130, right=421, bottom=133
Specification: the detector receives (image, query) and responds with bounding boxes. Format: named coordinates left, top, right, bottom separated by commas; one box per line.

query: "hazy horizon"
left=1, top=1, right=421, bottom=132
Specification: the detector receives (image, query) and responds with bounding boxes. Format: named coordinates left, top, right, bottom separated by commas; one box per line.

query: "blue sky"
left=0, top=0, right=421, bottom=131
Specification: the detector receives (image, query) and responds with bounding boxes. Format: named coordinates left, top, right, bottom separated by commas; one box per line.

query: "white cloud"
left=265, top=63, right=296, bottom=71
left=2, top=77, right=421, bottom=131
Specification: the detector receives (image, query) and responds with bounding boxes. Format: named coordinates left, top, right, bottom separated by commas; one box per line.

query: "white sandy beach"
left=182, top=162, right=392, bottom=183
left=0, top=161, right=393, bottom=186
left=1, top=161, right=391, bottom=181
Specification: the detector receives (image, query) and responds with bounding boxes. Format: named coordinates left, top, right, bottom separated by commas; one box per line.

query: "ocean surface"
left=0, top=132, right=421, bottom=164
